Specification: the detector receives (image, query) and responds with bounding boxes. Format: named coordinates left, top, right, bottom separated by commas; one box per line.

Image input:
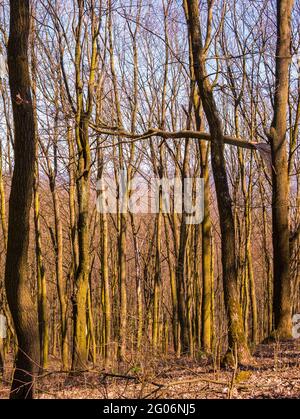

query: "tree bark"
left=270, top=0, right=294, bottom=339
left=5, top=0, right=40, bottom=398
left=185, top=0, right=251, bottom=365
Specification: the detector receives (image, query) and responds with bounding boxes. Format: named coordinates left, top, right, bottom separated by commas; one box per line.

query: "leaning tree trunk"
left=185, top=0, right=251, bottom=365
left=270, top=0, right=294, bottom=339
left=5, top=0, right=40, bottom=398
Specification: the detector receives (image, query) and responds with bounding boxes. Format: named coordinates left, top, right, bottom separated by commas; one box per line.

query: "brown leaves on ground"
left=1, top=341, right=300, bottom=399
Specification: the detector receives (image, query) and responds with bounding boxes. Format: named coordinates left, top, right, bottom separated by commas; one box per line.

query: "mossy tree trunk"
left=71, top=0, right=99, bottom=371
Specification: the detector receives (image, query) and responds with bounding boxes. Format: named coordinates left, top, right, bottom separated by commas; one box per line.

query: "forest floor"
left=1, top=340, right=300, bottom=399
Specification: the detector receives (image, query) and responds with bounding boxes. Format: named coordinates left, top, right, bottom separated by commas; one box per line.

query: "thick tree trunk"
left=270, top=0, right=294, bottom=339
left=185, top=0, right=251, bottom=365
left=5, top=0, right=40, bottom=398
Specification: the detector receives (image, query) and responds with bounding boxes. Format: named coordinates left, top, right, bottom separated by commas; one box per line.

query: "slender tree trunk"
left=164, top=216, right=179, bottom=354
left=200, top=146, right=213, bottom=353
left=33, top=168, right=48, bottom=370
left=31, top=26, right=48, bottom=371
left=71, top=121, right=90, bottom=371
left=97, top=147, right=112, bottom=365
left=87, top=278, right=96, bottom=365
left=152, top=210, right=162, bottom=352
left=130, top=212, right=143, bottom=352
left=0, top=114, right=8, bottom=376
left=0, top=142, right=7, bottom=247
left=41, top=83, right=69, bottom=370
left=195, top=102, right=213, bottom=354
left=118, top=206, right=127, bottom=361
left=175, top=142, right=190, bottom=354
left=188, top=23, right=213, bottom=355
left=50, top=175, right=68, bottom=370
left=67, top=127, right=79, bottom=276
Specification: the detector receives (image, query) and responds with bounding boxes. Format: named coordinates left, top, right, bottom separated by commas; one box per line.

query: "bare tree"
left=269, top=0, right=294, bottom=339
left=184, top=0, right=251, bottom=365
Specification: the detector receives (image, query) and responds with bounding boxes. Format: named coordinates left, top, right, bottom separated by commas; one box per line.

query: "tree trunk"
left=50, top=175, right=68, bottom=370
left=5, top=0, right=40, bottom=398
left=33, top=169, right=48, bottom=370
left=71, top=121, right=90, bottom=371
left=97, top=147, right=112, bottom=365
left=185, top=0, right=251, bottom=365
left=270, top=0, right=294, bottom=339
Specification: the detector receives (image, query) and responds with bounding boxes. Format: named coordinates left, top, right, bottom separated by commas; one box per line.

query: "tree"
left=269, top=0, right=294, bottom=339
left=184, top=0, right=251, bottom=365
left=70, top=0, right=100, bottom=372
left=5, top=0, right=40, bottom=398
